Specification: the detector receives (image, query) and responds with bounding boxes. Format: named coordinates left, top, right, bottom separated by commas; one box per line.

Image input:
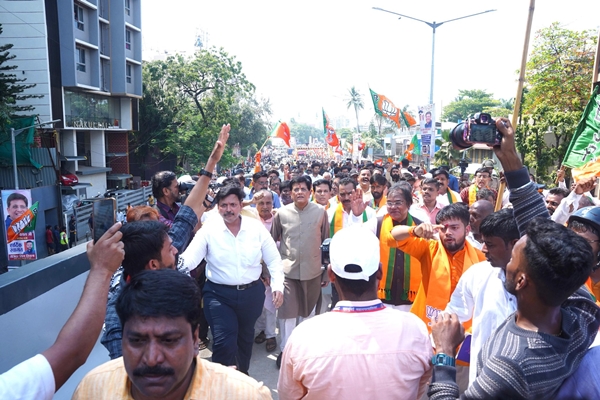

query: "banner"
left=418, top=104, right=436, bottom=159
left=2, top=189, right=38, bottom=261
left=562, top=86, right=600, bottom=180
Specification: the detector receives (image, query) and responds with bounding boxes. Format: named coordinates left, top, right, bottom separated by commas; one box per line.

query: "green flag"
left=410, top=133, right=421, bottom=156
left=563, top=85, right=600, bottom=168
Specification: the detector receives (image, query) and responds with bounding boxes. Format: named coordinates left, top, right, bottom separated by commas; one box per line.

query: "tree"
left=441, top=89, right=502, bottom=122
left=345, top=86, right=364, bottom=133
left=0, top=24, right=40, bottom=130
left=288, top=120, right=321, bottom=145
left=434, top=130, right=462, bottom=167
left=134, top=47, right=267, bottom=172
left=519, top=22, right=596, bottom=182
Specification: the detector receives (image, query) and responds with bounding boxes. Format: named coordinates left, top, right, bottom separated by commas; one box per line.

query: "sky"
left=141, top=0, right=600, bottom=128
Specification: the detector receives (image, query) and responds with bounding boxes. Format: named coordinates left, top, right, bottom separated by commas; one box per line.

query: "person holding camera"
left=278, top=227, right=432, bottom=399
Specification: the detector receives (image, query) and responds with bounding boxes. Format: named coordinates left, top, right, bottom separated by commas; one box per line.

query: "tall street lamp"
left=373, top=7, right=496, bottom=105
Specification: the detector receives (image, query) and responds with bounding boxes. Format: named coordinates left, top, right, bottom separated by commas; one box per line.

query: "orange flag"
left=270, top=121, right=291, bottom=147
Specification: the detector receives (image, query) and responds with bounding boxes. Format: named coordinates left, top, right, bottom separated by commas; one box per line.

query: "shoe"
left=199, top=337, right=210, bottom=350
left=266, top=337, right=277, bottom=352
left=276, top=352, right=282, bottom=369
left=254, top=331, right=266, bottom=344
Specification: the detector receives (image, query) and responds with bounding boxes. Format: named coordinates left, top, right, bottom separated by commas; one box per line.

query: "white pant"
left=255, top=307, right=276, bottom=338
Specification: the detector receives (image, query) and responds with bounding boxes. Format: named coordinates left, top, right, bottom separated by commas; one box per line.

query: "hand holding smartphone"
left=93, top=198, right=116, bottom=243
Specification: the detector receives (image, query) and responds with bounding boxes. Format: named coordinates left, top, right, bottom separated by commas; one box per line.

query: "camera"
left=450, top=112, right=501, bottom=150
left=320, top=238, right=331, bottom=266
left=178, top=181, right=195, bottom=193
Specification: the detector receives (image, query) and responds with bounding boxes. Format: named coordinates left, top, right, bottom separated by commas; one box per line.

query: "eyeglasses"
left=387, top=200, right=405, bottom=208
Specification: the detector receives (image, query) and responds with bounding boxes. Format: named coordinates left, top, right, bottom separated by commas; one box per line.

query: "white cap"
left=330, top=227, right=380, bottom=281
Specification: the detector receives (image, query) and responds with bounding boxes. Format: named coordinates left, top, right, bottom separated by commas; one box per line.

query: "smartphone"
left=93, top=198, right=116, bottom=243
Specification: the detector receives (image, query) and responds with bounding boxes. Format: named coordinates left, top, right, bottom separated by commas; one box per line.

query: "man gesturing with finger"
left=390, top=203, right=485, bottom=330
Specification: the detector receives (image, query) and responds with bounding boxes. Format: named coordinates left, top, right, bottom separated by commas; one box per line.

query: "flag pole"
left=495, top=0, right=536, bottom=211
left=592, top=28, right=600, bottom=94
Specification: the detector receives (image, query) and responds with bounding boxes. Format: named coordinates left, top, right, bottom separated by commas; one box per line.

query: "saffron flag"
left=270, top=121, right=291, bottom=147
left=334, top=146, right=343, bottom=155
left=404, top=133, right=421, bottom=161
left=7, top=201, right=39, bottom=244
left=370, top=89, right=415, bottom=128
left=322, top=109, right=339, bottom=147
left=563, top=86, right=600, bottom=180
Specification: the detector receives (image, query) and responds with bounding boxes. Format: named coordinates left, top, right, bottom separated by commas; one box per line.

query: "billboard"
left=418, top=104, right=436, bottom=159
left=2, top=189, right=38, bottom=261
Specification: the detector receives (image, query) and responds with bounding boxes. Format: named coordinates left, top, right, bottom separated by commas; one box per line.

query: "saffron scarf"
left=377, top=214, right=421, bottom=302
left=330, top=202, right=366, bottom=236
left=409, top=239, right=485, bottom=331
left=370, top=195, right=387, bottom=212
left=446, top=189, right=459, bottom=204
left=585, top=277, right=600, bottom=306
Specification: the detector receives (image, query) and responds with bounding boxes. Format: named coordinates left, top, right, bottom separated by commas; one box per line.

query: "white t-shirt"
left=0, top=354, right=55, bottom=400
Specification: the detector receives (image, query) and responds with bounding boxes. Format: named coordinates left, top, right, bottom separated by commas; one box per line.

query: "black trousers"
left=203, top=280, right=265, bottom=374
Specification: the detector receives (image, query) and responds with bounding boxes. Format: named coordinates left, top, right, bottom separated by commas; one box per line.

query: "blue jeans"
left=203, top=279, right=265, bottom=374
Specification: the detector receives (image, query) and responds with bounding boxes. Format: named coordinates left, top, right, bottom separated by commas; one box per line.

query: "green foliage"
left=441, top=89, right=503, bottom=122
left=434, top=130, right=462, bottom=167
left=519, top=22, right=596, bottom=182
left=135, top=47, right=269, bottom=172
left=288, top=120, right=321, bottom=145
left=336, top=127, right=354, bottom=143
left=0, top=24, right=40, bottom=131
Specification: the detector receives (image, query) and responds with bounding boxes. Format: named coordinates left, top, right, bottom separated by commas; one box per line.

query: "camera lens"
left=449, top=123, right=472, bottom=150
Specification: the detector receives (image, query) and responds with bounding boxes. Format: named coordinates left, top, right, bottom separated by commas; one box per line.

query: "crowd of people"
left=3, top=118, right=600, bottom=399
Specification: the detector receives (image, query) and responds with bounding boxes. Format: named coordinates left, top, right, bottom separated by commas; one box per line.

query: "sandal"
left=254, top=331, right=266, bottom=344
left=266, top=337, right=277, bottom=352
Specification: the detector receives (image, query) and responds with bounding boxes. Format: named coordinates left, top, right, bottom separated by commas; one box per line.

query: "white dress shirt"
left=326, top=205, right=376, bottom=228
left=444, top=261, right=517, bottom=386
left=180, top=215, right=284, bottom=293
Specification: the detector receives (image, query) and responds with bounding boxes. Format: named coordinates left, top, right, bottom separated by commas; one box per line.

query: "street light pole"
left=372, top=7, right=496, bottom=104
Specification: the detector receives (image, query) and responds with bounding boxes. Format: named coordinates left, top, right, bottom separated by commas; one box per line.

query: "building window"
left=74, top=4, right=84, bottom=31
left=125, top=29, right=131, bottom=50
left=126, top=64, right=132, bottom=83
left=76, top=47, right=86, bottom=72
left=125, top=0, right=131, bottom=16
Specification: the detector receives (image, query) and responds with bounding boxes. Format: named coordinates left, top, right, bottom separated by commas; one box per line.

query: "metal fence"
left=64, top=186, right=153, bottom=243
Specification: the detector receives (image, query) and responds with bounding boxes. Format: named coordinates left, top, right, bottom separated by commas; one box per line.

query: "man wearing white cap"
left=278, top=227, right=432, bottom=400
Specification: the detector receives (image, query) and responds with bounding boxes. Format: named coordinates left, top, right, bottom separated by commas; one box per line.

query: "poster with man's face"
left=418, top=104, right=436, bottom=159
left=2, top=189, right=37, bottom=261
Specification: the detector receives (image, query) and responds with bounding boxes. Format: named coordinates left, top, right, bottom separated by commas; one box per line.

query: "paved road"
left=199, top=332, right=282, bottom=400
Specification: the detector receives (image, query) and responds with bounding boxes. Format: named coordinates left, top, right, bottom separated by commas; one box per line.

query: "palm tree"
left=434, top=129, right=462, bottom=167
left=345, top=86, right=364, bottom=133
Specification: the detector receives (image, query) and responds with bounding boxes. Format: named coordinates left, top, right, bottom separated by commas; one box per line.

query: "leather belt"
left=210, top=279, right=261, bottom=291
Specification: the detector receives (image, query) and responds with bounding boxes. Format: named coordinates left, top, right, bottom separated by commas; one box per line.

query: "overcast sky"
left=142, top=0, right=600, bottom=127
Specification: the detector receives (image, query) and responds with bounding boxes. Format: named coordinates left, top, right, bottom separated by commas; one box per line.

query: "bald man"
left=467, top=200, right=494, bottom=250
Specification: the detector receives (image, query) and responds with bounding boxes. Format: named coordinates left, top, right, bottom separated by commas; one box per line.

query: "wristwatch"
left=431, top=353, right=455, bottom=367
left=199, top=169, right=213, bottom=178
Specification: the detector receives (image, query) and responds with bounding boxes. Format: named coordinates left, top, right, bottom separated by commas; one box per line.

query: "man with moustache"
left=369, top=174, right=388, bottom=215
left=152, top=171, right=181, bottom=226
left=434, top=169, right=462, bottom=206
left=417, top=178, right=445, bottom=224
left=271, top=175, right=329, bottom=368
left=460, top=168, right=496, bottom=206
left=328, top=178, right=376, bottom=234
left=390, top=165, right=401, bottom=183
left=74, top=270, right=272, bottom=399
left=180, top=184, right=284, bottom=374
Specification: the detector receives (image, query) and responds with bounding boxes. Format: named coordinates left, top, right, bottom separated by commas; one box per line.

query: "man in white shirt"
left=278, top=227, right=432, bottom=400
left=180, top=184, right=284, bottom=374
left=417, top=178, right=445, bottom=224
left=466, top=200, right=494, bottom=250
left=327, top=177, right=376, bottom=232
left=308, top=162, right=323, bottom=182
left=435, top=169, right=462, bottom=206
left=444, top=208, right=519, bottom=385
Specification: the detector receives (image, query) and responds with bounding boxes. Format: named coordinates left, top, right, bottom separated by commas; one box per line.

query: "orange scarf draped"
left=330, top=202, right=366, bottom=236
left=370, top=196, right=387, bottom=212
left=409, top=239, right=485, bottom=331
left=377, top=214, right=421, bottom=302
